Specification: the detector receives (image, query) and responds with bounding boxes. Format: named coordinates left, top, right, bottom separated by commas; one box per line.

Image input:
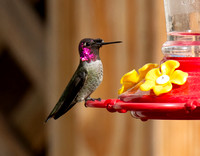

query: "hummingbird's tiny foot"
left=90, top=97, right=101, bottom=101
left=85, top=97, right=93, bottom=101
left=90, top=98, right=95, bottom=101
left=84, top=97, right=101, bottom=107
left=96, top=98, right=101, bottom=101
left=85, top=97, right=101, bottom=101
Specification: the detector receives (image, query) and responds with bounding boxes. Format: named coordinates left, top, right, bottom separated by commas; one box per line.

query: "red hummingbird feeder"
left=85, top=0, right=200, bottom=121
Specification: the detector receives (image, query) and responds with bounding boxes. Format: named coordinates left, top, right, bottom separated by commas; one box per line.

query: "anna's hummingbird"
left=45, top=38, right=121, bottom=121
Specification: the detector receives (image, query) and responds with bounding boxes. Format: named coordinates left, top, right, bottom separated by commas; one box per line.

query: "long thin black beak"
left=101, top=41, right=122, bottom=45
left=96, top=41, right=122, bottom=46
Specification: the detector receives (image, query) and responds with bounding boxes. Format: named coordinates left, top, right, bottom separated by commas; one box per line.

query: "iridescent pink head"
left=79, top=38, right=102, bottom=62
left=78, top=38, right=122, bottom=62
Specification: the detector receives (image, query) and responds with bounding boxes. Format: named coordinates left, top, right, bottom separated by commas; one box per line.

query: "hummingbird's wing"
left=45, top=67, right=88, bottom=122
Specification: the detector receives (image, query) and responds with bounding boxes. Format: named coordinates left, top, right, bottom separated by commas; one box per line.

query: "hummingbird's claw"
left=90, top=97, right=102, bottom=101
left=85, top=97, right=101, bottom=102
left=84, top=97, right=101, bottom=107
left=85, top=97, right=92, bottom=101
left=96, top=98, right=101, bottom=101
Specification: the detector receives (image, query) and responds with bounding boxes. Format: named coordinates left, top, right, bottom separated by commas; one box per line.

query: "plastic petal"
left=118, top=85, right=125, bottom=95
left=123, top=81, right=135, bottom=90
left=161, top=60, right=180, bottom=76
left=170, top=70, right=188, bottom=85
left=140, top=80, right=155, bottom=91
left=120, top=70, right=139, bottom=84
left=138, top=63, right=159, bottom=79
left=145, top=68, right=162, bottom=81
left=118, top=82, right=136, bottom=94
left=153, top=82, right=172, bottom=96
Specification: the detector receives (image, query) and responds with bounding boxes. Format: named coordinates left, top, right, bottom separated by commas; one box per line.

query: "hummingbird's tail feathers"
left=53, top=102, right=76, bottom=119
left=45, top=115, right=53, bottom=123
left=49, top=68, right=87, bottom=120
left=45, top=111, right=57, bottom=123
left=44, top=101, right=64, bottom=122
left=45, top=100, right=76, bottom=122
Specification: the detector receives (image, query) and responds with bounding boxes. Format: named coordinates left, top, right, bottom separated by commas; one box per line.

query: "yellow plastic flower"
left=140, top=60, right=188, bottom=96
left=118, top=63, right=159, bottom=94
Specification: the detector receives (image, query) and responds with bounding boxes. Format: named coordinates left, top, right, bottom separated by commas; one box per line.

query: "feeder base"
left=85, top=99, right=200, bottom=121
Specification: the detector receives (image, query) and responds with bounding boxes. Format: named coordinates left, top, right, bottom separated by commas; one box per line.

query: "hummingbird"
left=45, top=38, right=122, bottom=122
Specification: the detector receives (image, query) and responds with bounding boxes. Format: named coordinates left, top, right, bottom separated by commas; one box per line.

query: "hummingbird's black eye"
left=83, top=42, right=90, bottom=47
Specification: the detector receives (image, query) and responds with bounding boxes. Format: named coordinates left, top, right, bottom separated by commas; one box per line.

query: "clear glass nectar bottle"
left=162, top=0, right=200, bottom=57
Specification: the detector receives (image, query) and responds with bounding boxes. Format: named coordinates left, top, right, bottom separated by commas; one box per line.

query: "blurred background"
left=1, top=0, right=200, bottom=156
